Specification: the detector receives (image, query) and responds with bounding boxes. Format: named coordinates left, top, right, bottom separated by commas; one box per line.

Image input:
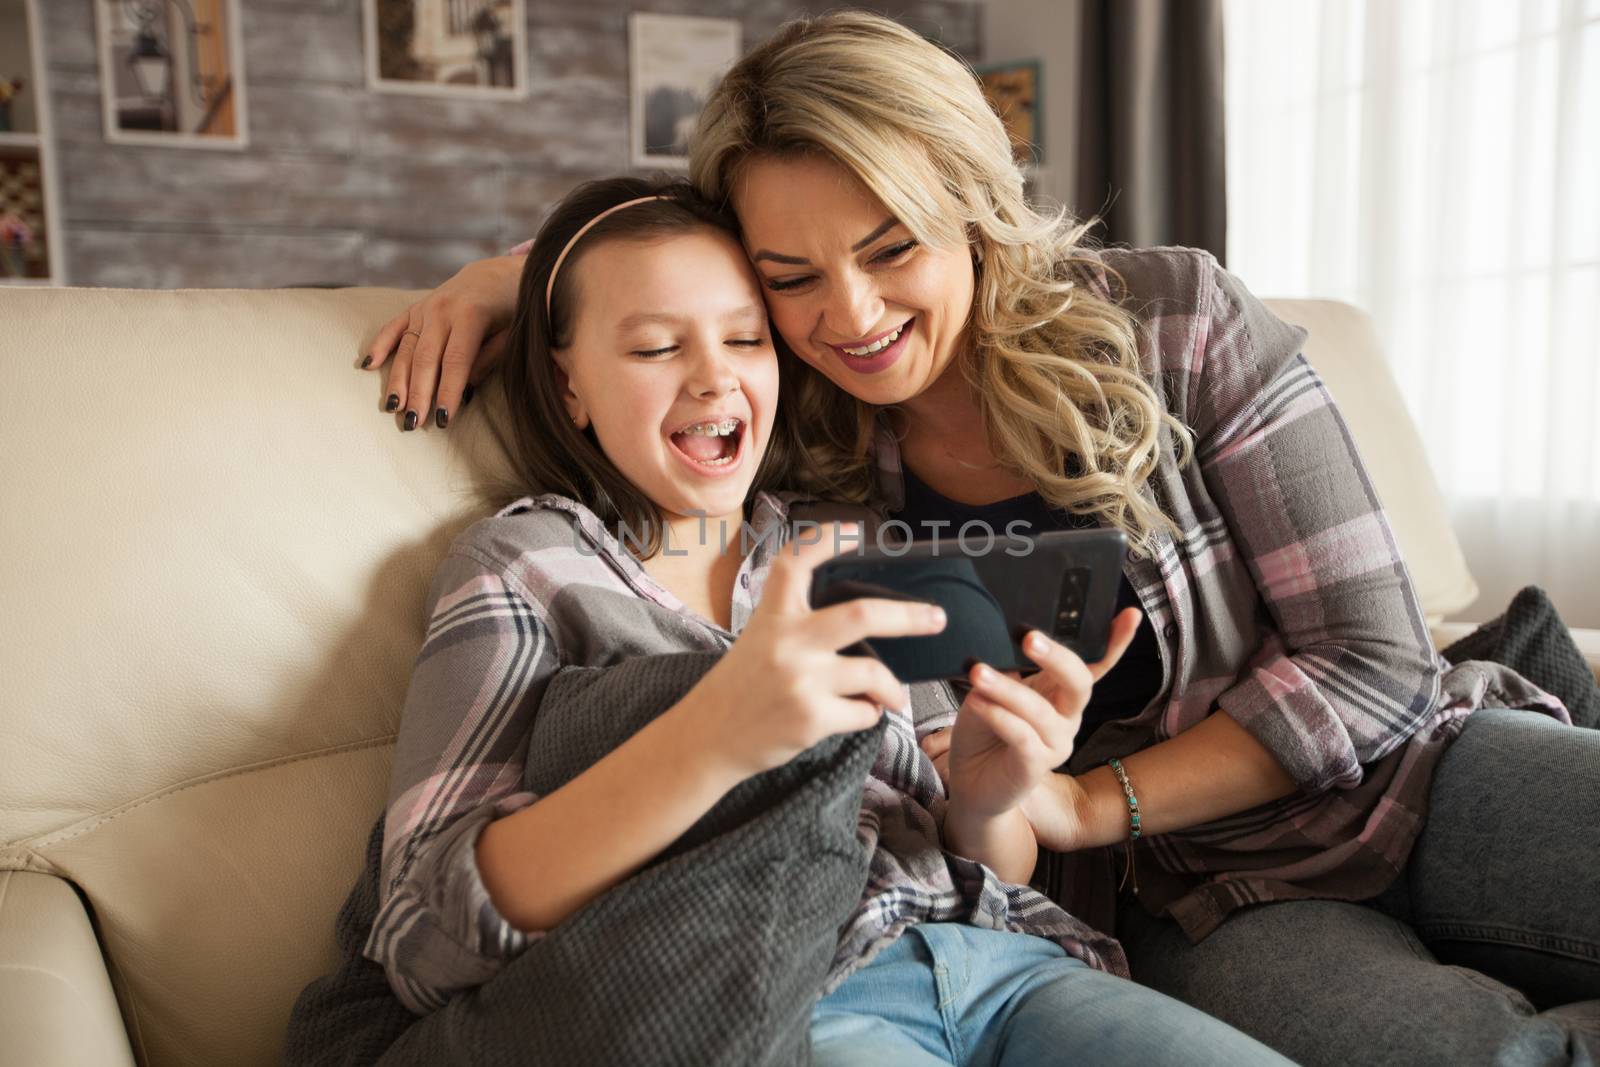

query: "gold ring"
left=403, top=329, right=422, bottom=339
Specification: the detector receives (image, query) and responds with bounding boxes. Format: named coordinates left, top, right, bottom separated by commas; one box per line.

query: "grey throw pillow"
left=1440, top=586, right=1600, bottom=730
left=285, top=651, right=881, bottom=1067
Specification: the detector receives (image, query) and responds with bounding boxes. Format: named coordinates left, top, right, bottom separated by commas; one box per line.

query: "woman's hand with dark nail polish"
left=386, top=394, right=400, bottom=412
left=436, top=408, right=449, bottom=429
left=360, top=355, right=372, bottom=369
left=403, top=411, right=418, bottom=431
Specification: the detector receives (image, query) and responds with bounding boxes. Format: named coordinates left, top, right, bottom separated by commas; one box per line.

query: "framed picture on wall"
left=1, top=0, right=65, bottom=284
left=976, top=60, right=1042, bottom=167
left=365, top=0, right=527, bottom=99
left=628, top=13, right=741, bottom=169
left=93, top=0, right=249, bottom=149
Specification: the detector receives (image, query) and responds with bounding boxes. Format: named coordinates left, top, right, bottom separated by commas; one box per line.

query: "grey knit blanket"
left=283, top=651, right=882, bottom=1066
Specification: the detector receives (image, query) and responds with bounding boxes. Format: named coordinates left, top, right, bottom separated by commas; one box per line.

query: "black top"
left=892, top=465, right=1164, bottom=747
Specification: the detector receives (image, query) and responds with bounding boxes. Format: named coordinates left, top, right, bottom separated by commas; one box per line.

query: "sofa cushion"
left=0, top=286, right=519, bottom=1066
left=1440, top=586, right=1600, bottom=729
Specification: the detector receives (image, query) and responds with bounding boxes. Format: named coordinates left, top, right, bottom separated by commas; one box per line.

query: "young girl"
left=362, top=175, right=1291, bottom=1065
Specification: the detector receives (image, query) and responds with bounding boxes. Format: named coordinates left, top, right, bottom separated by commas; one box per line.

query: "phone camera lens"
left=1055, top=567, right=1090, bottom=638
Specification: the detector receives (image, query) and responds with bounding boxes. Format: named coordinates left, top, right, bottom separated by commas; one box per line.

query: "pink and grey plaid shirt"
left=363, top=491, right=1126, bottom=1016
left=932, top=247, right=1567, bottom=941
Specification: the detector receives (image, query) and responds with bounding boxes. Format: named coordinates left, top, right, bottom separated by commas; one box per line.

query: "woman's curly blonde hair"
left=690, top=11, right=1192, bottom=556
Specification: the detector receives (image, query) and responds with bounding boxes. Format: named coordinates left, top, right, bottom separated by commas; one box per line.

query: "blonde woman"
left=362, top=13, right=1600, bottom=1066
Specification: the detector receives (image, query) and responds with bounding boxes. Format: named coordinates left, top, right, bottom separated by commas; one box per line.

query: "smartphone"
left=808, top=528, right=1127, bottom=683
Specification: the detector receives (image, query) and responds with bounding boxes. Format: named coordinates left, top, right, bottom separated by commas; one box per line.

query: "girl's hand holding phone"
left=683, top=524, right=949, bottom=783
left=925, top=608, right=1143, bottom=828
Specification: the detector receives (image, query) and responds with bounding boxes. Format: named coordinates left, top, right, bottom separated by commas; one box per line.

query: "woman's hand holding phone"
left=924, top=607, right=1143, bottom=838
left=682, top=524, right=949, bottom=783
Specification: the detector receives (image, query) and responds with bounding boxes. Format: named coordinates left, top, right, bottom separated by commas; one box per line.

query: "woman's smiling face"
left=731, top=153, right=976, bottom=407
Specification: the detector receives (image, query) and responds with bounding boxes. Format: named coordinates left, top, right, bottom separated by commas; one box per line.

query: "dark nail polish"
left=404, top=411, right=417, bottom=431
left=386, top=394, right=400, bottom=412
left=360, top=355, right=372, bottom=369
left=436, top=408, right=449, bottom=429
left=462, top=384, right=475, bottom=408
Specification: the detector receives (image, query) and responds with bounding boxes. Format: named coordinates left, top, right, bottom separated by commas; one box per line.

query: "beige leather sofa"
left=2, top=287, right=1596, bottom=1067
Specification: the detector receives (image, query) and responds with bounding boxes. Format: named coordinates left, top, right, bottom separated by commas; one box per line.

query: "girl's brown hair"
left=483, top=176, right=801, bottom=558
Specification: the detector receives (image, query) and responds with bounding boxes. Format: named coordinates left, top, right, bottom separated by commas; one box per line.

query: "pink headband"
left=545, top=195, right=671, bottom=318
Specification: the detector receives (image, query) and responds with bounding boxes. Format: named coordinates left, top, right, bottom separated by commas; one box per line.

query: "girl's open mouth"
left=830, top=318, right=914, bottom=375
left=667, top=416, right=747, bottom=477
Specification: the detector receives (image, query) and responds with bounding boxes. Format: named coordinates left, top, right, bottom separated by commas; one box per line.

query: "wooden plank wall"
left=36, top=0, right=983, bottom=289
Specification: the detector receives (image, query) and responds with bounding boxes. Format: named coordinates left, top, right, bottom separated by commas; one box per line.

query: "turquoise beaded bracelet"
left=1108, top=757, right=1142, bottom=841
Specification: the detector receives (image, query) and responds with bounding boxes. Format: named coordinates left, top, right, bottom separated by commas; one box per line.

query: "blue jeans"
left=809, top=922, right=1296, bottom=1066
left=1118, top=709, right=1600, bottom=1067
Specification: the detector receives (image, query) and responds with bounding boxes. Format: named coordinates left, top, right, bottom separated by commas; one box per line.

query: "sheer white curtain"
left=1224, top=0, right=1600, bottom=628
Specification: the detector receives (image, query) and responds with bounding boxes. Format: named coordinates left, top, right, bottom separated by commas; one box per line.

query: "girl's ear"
left=551, top=350, right=591, bottom=430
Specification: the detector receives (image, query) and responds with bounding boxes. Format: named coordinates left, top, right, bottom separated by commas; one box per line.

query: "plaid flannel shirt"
left=363, top=491, right=1125, bottom=1016
left=863, top=247, right=1565, bottom=940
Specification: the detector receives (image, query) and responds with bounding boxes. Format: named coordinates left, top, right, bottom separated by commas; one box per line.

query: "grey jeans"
left=1117, top=708, right=1600, bottom=1067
